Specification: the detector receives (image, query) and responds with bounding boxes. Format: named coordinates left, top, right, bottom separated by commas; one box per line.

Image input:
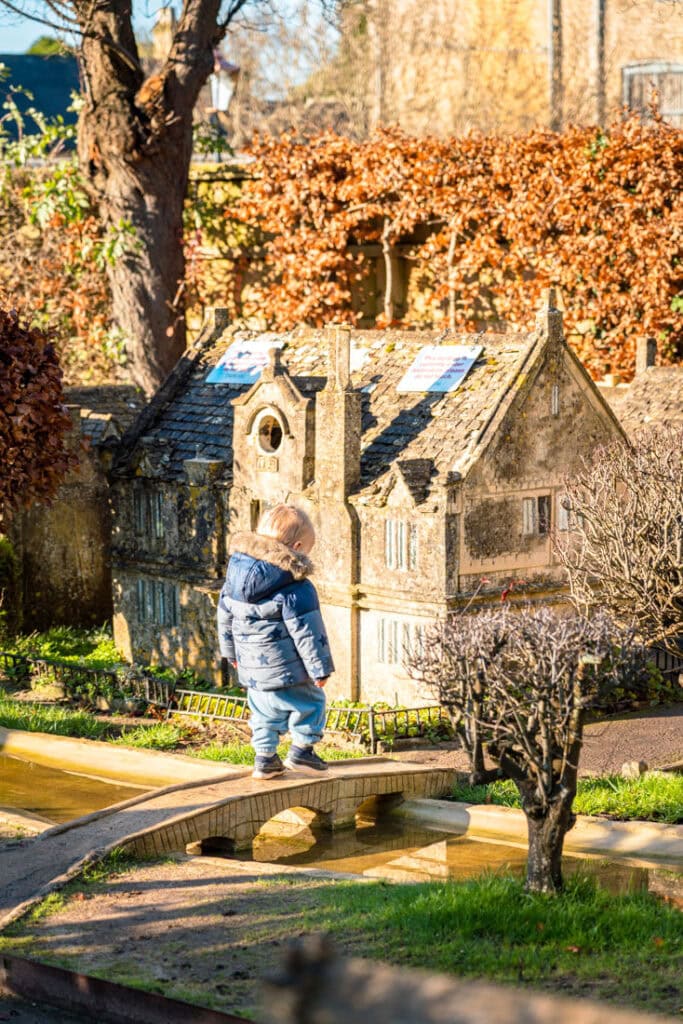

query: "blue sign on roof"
left=397, top=344, right=483, bottom=394
left=206, top=337, right=286, bottom=385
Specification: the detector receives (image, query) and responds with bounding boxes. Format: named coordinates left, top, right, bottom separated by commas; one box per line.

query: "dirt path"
left=2, top=856, right=341, bottom=1020
left=1, top=851, right=680, bottom=1022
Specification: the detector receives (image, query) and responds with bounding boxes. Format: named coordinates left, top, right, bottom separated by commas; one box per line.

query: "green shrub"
left=5, top=624, right=123, bottom=668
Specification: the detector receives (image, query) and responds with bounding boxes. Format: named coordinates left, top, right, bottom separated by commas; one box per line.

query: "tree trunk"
left=74, top=0, right=224, bottom=393
left=96, top=152, right=190, bottom=393
left=524, top=791, right=575, bottom=893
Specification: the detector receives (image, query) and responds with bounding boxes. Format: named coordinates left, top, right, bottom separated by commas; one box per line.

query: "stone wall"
left=12, top=416, right=113, bottom=631
left=362, top=0, right=683, bottom=135
left=113, top=569, right=222, bottom=682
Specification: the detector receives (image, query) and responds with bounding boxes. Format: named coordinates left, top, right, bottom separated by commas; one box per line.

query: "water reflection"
left=0, top=753, right=146, bottom=824
left=244, top=805, right=682, bottom=905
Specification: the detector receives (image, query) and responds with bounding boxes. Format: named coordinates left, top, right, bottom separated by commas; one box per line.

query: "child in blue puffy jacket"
left=217, top=504, right=335, bottom=779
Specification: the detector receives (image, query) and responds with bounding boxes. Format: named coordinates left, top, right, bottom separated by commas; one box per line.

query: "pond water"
left=240, top=810, right=683, bottom=905
left=0, top=753, right=148, bottom=824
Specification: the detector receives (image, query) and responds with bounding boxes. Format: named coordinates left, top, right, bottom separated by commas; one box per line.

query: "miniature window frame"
left=522, top=495, right=551, bottom=537
left=133, top=487, right=165, bottom=541
left=384, top=519, right=418, bottom=571
left=136, top=578, right=179, bottom=627
left=377, top=617, right=426, bottom=665
left=253, top=408, right=284, bottom=455
left=551, top=383, right=560, bottom=417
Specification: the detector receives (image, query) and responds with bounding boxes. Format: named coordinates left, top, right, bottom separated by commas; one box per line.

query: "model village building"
left=103, top=296, right=645, bottom=704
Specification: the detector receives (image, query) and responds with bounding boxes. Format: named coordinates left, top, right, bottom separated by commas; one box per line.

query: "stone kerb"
left=126, top=767, right=455, bottom=858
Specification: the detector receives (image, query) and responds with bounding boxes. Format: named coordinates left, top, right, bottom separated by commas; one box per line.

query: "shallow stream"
left=244, top=811, right=683, bottom=905
left=0, top=752, right=147, bottom=823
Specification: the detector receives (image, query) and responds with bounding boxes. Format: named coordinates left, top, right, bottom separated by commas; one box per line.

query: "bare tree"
left=0, top=0, right=257, bottom=393
left=556, top=427, right=683, bottom=657
left=406, top=606, right=647, bottom=893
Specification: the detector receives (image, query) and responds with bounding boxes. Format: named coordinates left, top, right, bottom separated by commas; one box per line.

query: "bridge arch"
left=124, top=766, right=455, bottom=860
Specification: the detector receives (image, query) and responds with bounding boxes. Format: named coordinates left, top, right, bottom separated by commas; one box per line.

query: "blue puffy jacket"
left=217, top=531, right=335, bottom=691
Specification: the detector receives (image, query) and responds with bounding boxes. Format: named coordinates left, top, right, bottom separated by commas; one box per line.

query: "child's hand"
left=315, top=677, right=329, bottom=688
left=231, top=661, right=237, bottom=669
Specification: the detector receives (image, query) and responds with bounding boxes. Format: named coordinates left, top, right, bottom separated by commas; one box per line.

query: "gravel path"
left=388, top=704, right=683, bottom=776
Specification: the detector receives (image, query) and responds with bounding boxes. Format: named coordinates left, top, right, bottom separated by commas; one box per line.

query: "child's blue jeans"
left=247, top=682, right=326, bottom=755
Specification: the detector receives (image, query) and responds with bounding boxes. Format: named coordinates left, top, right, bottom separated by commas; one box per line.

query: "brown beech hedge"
left=234, top=114, right=682, bottom=379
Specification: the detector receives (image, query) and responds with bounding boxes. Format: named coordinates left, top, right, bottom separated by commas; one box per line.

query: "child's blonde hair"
left=257, top=504, right=315, bottom=549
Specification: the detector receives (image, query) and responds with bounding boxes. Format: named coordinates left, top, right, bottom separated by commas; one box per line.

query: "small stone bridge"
left=124, top=760, right=455, bottom=859
left=0, top=759, right=454, bottom=928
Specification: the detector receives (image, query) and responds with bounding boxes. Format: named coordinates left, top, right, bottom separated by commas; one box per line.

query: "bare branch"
left=556, top=426, right=683, bottom=656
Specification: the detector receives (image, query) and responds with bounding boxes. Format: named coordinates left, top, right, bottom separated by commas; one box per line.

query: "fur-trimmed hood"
left=228, top=531, right=313, bottom=580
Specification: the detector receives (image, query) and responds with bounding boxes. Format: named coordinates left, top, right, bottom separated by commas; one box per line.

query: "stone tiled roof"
left=65, top=385, right=145, bottom=447
left=602, top=368, right=683, bottom=436
left=116, top=325, right=539, bottom=493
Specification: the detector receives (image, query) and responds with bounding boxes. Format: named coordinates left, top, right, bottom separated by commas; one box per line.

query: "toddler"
left=217, top=504, right=334, bottom=779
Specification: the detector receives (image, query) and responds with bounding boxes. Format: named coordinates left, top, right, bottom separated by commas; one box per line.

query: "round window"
left=258, top=414, right=283, bottom=453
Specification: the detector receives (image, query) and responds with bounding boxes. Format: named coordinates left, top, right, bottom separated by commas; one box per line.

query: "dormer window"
left=385, top=519, right=418, bottom=570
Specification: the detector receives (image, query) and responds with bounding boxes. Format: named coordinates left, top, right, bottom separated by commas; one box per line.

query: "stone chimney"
left=635, top=337, right=656, bottom=374
left=535, top=287, right=563, bottom=345
left=315, top=326, right=361, bottom=500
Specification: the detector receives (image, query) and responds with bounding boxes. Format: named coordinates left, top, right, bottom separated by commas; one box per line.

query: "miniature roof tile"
left=65, top=385, right=145, bottom=447
left=604, top=368, right=683, bottom=436
left=114, top=324, right=539, bottom=490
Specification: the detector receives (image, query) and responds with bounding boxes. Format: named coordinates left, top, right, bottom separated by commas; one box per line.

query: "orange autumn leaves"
left=234, top=115, right=682, bottom=379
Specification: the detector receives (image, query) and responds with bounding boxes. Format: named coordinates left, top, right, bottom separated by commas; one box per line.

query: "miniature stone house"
left=110, top=298, right=624, bottom=703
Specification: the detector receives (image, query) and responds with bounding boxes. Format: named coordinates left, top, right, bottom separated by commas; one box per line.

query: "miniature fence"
left=168, top=688, right=450, bottom=753
left=0, top=651, right=176, bottom=709
left=0, top=651, right=30, bottom=681
left=650, top=645, right=683, bottom=682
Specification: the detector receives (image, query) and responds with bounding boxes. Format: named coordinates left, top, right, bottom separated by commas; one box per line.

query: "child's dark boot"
left=252, top=753, right=286, bottom=779
left=284, top=746, right=329, bottom=775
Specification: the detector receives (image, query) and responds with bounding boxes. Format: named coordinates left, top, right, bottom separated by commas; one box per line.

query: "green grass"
left=451, top=774, right=683, bottom=824
left=0, top=691, right=108, bottom=738
left=113, top=722, right=193, bottom=751
left=299, top=874, right=683, bottom=1013
left=3, top=624, right=124, bottom=670
left=193, top=740, right=367, bottom=764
